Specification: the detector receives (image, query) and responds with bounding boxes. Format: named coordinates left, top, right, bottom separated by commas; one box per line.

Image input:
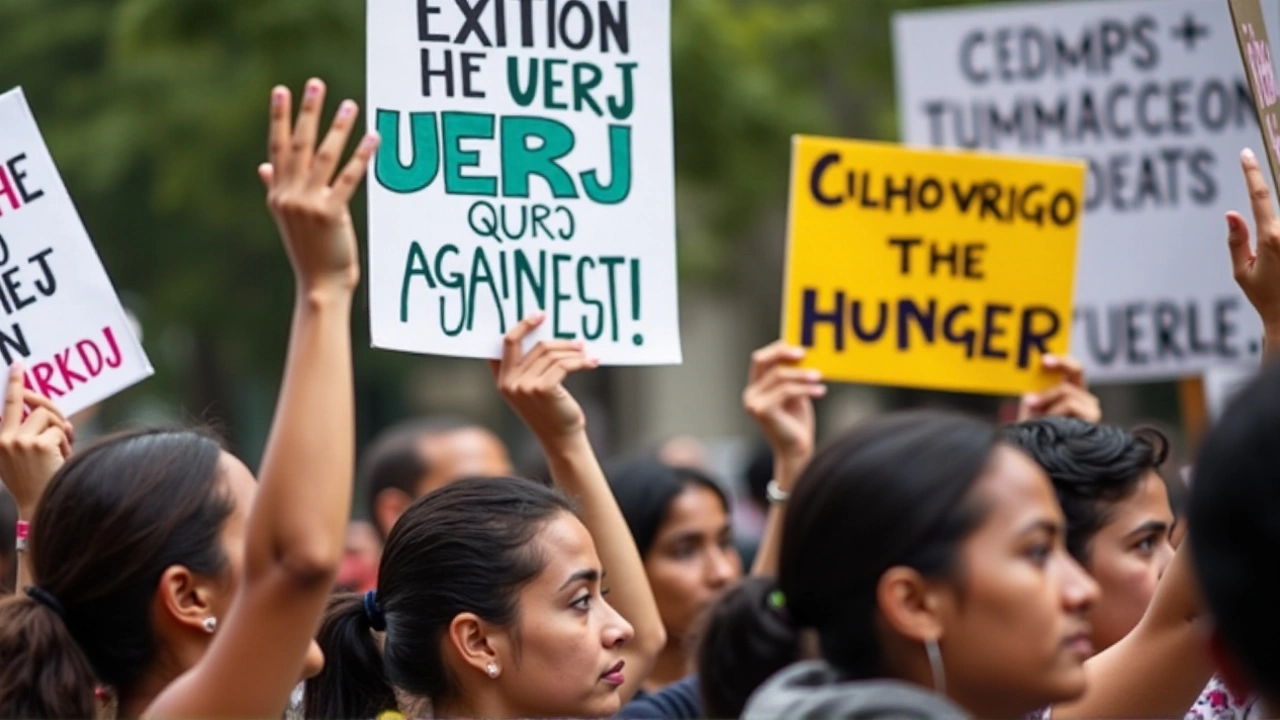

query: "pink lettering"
left=0, top=166, right=17, bottom=215
left=31, top=361, right=62, bottom=398
left=102, top=326, right=122, bottom=368
left=55, top=348, right=88, bottom=390
left=77, top=339, right=104, bottom=377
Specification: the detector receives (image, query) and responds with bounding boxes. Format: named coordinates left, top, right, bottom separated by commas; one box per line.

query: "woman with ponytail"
left=306, top=315, right=666, bottom=719
left=0, top=77, right=374, bottom=718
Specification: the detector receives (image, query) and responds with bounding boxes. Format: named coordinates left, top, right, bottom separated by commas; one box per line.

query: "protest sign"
left=895, top=0, right=1280, bottom=383
left=1229, top=0, right=1280, bottom=192
left=0, top=88, right=152, bottom=415
left=366, top=0, right=680, bottom=365
left=781, top=136, right=1086, bottom=396
left=1203, top=363, right=1255, bottom=423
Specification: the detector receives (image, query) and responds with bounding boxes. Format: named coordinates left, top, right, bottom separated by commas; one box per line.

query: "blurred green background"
left=0, top=0, right=1187, bottom=483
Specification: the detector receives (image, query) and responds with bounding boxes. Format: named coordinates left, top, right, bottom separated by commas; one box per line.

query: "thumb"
left=1227, top=211, right=1254, bottom=281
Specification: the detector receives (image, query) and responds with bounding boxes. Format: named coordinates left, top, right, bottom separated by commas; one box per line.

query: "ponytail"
left=697, top=576, right=801, bottom=718
left=0, top=595, right=98, bottom=717
left=304, top=592, right=397, bottom=719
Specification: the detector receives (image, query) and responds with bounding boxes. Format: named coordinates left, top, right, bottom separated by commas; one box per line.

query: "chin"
left=1044, top=669, right=1089, bottom=706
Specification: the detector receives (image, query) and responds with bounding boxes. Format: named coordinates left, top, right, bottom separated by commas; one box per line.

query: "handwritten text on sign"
left=0, top=88, right=151, bottom=415
left=895, top=0, right=1280, bottom=382
left=782, top=137, right=1085, bottom=396
left=367, top=0, right=681, bottom=365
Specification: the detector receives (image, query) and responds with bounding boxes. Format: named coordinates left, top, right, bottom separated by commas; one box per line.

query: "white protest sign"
left=0, top=88, right=152, bottom=415
left=367, top=0, right=681, bottom=365
left=1203, top=363, right=1255, bottom=423
left=895, top=0, right=1280, bottom=383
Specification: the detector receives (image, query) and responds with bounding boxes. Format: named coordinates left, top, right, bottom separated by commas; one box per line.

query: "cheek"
left=647, top=559, right=707, bottom=609
left=1093, top=552, right=1159, bottom=609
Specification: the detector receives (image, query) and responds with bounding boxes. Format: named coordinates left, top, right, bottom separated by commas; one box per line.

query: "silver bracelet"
left=766, top=479, right=790, bottom=504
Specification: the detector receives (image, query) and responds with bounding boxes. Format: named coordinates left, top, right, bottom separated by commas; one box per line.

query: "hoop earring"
left=925, top=637, right=946, bottom=697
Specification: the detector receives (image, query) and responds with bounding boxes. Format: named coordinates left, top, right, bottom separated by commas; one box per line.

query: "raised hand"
left=1227, top=148, right=1280, bottom=359
left=0, top=363, right=73, bottom=518
left=743, top=342, right=825, bottom=464
left=1017, top=354, right=1101, bottom=423
left=260, top=78, right=379, bottom=295
left=491, top=313, right=598, bottom=446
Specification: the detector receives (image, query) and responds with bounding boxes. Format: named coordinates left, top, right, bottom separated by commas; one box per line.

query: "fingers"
left=258, top=163, right=274, bottom=190
left=1, top=363, right=23, bottom=435
left=749, top=342, right=806, bottom=383
left=267, top=86, right=293, bottom=184
left=331, top=132, right=380, bottom=205
left=1042, top=354, right=1086, bottom=388
left=285, top=78, right=327, bottom=181
left=1226, top=211, right=1255, bottom=283
left=1242, top=148, right=1276, bottom=237
left=747, top=381, right=828, bottom=416
left=36, top=425, right=71, bottom=461
left=501, top=313, right=546, bottom=371
left=309, top=99, right=360, bottom=189
left=1022, top=384, right=1102, bottom=423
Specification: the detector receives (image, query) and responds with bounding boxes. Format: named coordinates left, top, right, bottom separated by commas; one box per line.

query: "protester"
left=361, top=416, right=512, bottom=540
left=305, top=314, right=665, bottom=719
left=0, top=78, right=374, bottom=718
left=606, top=458, right=741, bottom=693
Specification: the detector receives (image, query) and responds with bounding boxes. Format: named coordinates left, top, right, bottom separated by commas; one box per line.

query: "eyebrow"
left=1124, top=520, right=1170, bottom=540
left=559, top=568, right=603, bottom=591
left=1018, top=519, right=1061, bottom=539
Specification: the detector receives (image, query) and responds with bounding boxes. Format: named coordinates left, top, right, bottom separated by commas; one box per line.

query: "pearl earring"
left=486, top=662, right=499, bottom=679
left=202, top=617, right=217, bottom=634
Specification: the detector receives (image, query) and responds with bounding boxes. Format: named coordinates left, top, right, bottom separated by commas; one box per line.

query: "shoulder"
left=616, top=675, right=702, bottom=720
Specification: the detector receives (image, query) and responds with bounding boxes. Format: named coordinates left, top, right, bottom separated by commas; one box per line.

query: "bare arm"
left=0, top=374, right=73, bottom=593
left=145, top=79, right=375, bottom=719
left=1227, top=148, right=1280, bottom=365
left=741, top=343, right=823, bottom=577
left=493, top=315, right=666, bottom=703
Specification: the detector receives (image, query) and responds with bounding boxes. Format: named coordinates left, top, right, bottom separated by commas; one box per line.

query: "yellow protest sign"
left=782, top=136, right=1085, bottom=396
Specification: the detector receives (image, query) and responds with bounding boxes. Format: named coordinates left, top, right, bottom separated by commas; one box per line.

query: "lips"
left=1063, top=631, right=1094, bottom=659
left=600, top=660, right=626, bottom=686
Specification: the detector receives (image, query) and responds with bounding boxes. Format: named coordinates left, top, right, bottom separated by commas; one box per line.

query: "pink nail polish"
left=339, top=101, right=356, bottom=118
left=361, top=133, right=379, bottom=150
left=306, top=81, right=321, bottom=98
left=271, top=89, right=284, bottom=108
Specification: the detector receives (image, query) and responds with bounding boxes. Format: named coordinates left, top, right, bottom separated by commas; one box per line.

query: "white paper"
left=0, top=87, right=152, bottom=415
left=366, top=0, right=681, bottom=365
left=895, top=0, right=1280, bottom=382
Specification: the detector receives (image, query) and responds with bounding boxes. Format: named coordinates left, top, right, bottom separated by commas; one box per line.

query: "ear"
left=374, top=488, right=414, bottom=539
left=156, top=564, right=218, bottom=634
left=1208, top=625, right=1256, bottom=701
left=446, top=612, right=505, bottom=677
left=876, top=566, right=948, bottom=643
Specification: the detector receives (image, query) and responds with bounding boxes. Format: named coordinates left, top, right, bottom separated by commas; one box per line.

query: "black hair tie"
left=26, top=586, right=66, bottom=619
left=363, top=590, right=387, bottom=632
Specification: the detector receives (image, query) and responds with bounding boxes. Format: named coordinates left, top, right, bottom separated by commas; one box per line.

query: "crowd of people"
left=0, top=79, right=1278, bottom=720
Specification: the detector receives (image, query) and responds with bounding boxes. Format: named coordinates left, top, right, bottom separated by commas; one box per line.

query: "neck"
left=117, top=659, right=184, bottom=719
left=643, top=637, right=689, bottom=692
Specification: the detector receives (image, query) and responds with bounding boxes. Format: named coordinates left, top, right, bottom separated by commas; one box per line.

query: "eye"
left=1134, top=536, right=1157, bottom=554
left=1026, top=543, right=1051, bottom=567
left=718, top=536, right=735, bottom=551
left=571, top=593, right=592, bottom=611
left=671, top=543, right=698, bottom=560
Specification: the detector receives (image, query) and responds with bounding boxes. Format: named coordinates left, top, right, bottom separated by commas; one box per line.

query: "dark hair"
left=1190, top=363, right=1280, bottom=704
left=697, top=411, right=996, bottom=705
left=698, top=576, right=799, bottom=718
left=0, top=429, right=233, bottom=717
left=0, top=489, right=15, bottom=593
left=744, top=443, right=774, bottom=509
left=306, top=477, right=577, bottom=718
left=360, top=416, right=476, bottom=536
left=607, top=457, right=730, bottom=557
left=1002, top=418, right=1169, bottom=563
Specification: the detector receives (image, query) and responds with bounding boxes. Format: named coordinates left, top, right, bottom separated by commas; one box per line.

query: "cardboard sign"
left=0, top=88, right=152, bottom=415
left=1229, top=0, right=1280, bottom=191
left=782, top=136, right=1086, bottom=396
left=366, top=0, right=681, bottom=365
left=895, top=0, right=1280, bottom=383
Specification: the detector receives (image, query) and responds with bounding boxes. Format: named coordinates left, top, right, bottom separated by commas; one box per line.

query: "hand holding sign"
left=1227, top=149, right=1280, bottom=357
left=491, top=313, right=599, bottom=447
left=743, top=342, right=825, bottom=466
left=260, top=79, right=379, bottom=296
left=0, top=362, right=73, bottom=517
left=1017, top=355, right=1102, bottom=423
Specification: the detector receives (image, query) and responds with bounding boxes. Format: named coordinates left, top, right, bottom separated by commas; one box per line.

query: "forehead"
left=1103, top=471, right=1173, bottom=523
left=971, top=445, right=1063, bottom=527
left=657, top=485, right=729, bottom=531
left=529, top=512, right=601, bottom=585
left=419, top=428, right=512, bottom=474
left=217, top=451, right=257, bottom=508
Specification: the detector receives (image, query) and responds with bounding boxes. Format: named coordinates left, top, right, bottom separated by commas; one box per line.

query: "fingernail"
left=787, top=347, right=806, bottom=357
left=531, top=311, right=546, bottom=322
left=339, top=100, right=356, bottom=118
left=806, top=370, right=821, bottom=381
left=306, top=79, right=322, bottom=98
left=1228, top=214, right=1241, bottom=231
left=271, top=88, right=285, bottom=108
left=814, top=384, right=828, bottom=396
left=1024, top=393, right=1039, bottom=405
left=10, top=361, right=23, bottom=375
left=1043, top=354, right=1058, bottom=364
left=1243, top=148, right=1257, bottom=162
left=360, top=132, right=380, bottom=150
left=573, top=340, right=585, bottom=350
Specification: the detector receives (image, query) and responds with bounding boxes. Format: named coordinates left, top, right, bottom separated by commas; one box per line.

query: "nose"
left=705, top=545, right=739, bottom=589
left=602, top=599, right=635, bottom=648
left=1060, top=553, right=1100, bottom=615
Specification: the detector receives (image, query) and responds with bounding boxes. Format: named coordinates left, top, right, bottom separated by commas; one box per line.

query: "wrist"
left=537, top=426, right=591, bottom=458
left=16, top=504, right=36, bottom=522
left=297, top=282, right=355, bottom=310
left=773, top=450, right=812, bottom=491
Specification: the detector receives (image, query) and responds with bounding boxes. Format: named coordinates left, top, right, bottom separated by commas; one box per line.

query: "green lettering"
left=507, top=57, right=538, bottom=107
left=573, top=62, right=604, bottom=116
left=399, top=241, right=436, bottom=322
left=599, top=256, right=626, bottom=342
left=500, top=117, right=577, bottom=199
left=467, top=250, right=506, bottom=332
left=376, top=110, right=440, bottom=193
left=577, top=257, right=605, bottom=340
left=515, top=249, right=546, bottom=320
left=582, top=125, right=632, bottom=204
left=544, top=58, right=569, bottom=110
left=608, top=63, right=638, bottom=121
left=443, top=112, right=497, bottom=196
left=435, top=244, right=466, bottom=337
left=552, top=253, right=575, bottom=339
